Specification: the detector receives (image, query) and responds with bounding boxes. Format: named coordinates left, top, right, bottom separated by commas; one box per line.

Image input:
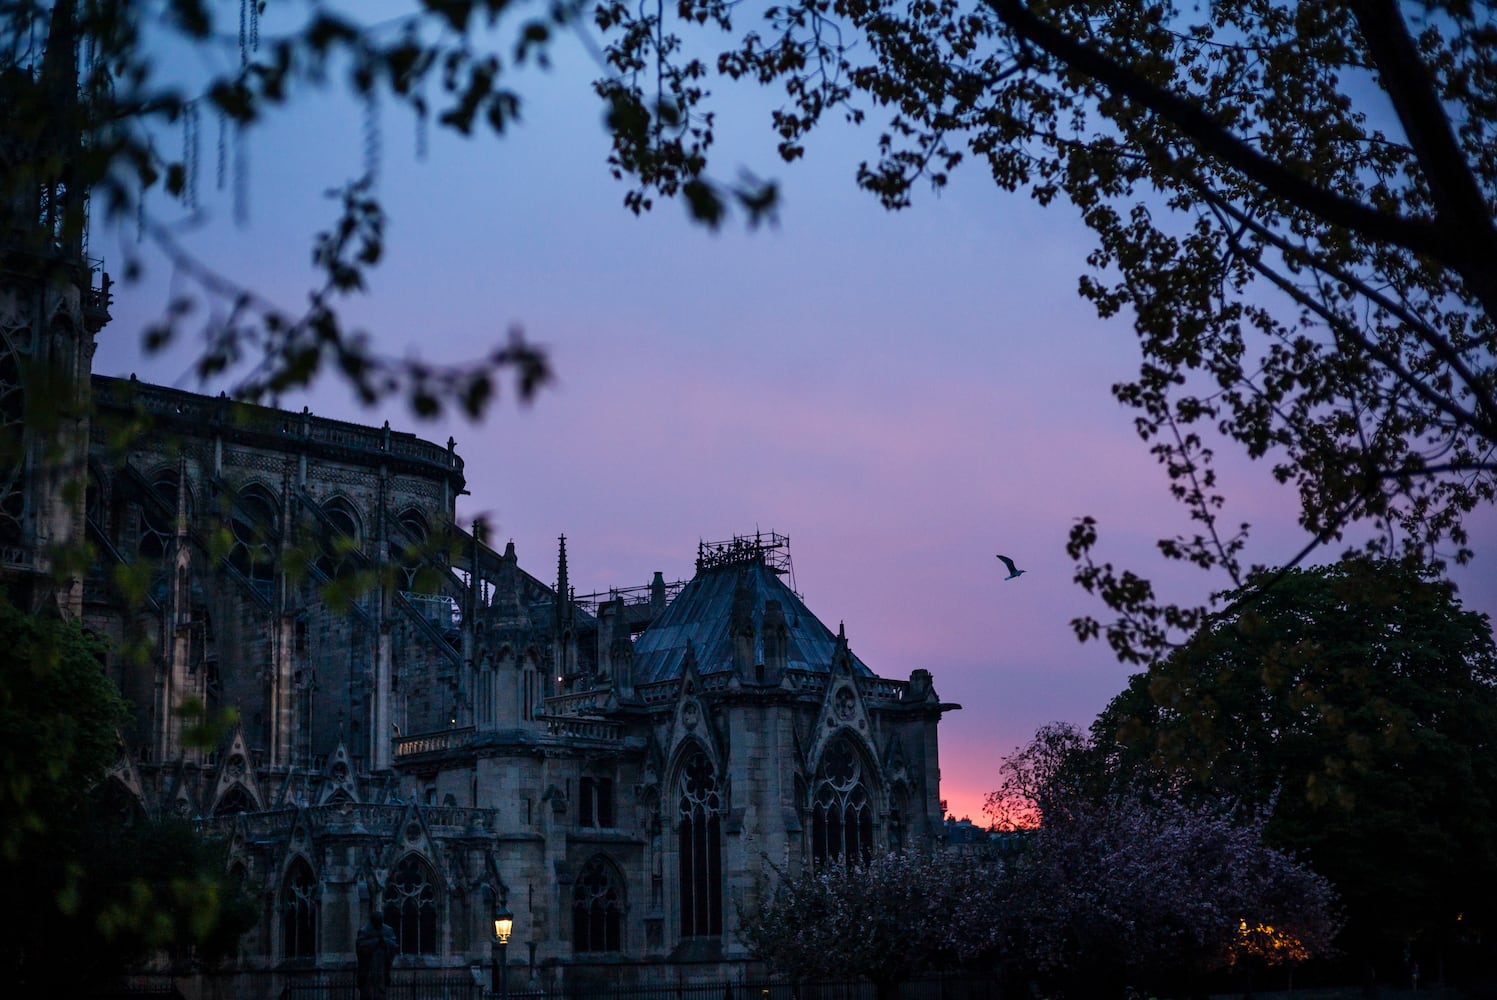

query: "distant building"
left=0, top=8, right=960, bottom=994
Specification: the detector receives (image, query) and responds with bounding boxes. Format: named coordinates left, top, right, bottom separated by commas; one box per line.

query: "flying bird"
left=996, top=554, right=1026, bottom=580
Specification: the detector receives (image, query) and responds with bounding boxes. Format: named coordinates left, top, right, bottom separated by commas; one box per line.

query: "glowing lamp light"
left=493, top=904, right=514, bottom=945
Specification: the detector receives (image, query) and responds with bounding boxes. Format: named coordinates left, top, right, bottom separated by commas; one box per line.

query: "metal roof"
left=631, top=558, right=874, bottom=684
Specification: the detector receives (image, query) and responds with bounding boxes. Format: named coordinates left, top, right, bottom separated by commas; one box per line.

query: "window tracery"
left=811, top=734, right=874, bottom=866
left=391, top=507, right=428, bottom=591
left=676, top=749, right=722, bottom=939
left=383, top=854, right=438, bottom=955
left=281, top=857, right=318, bottom=960
left=227, top=484, right=278, bottom=596
left=137, top=475, right=180, bottom=560
left=315, top=498, right=362, bottom=579
left=214, top=783, right=256, bottom=817
left=572, top=855, right=623, bottom=953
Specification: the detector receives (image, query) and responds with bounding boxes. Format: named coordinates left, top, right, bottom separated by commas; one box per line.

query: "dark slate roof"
left=631, top=559, right=874, bottom=684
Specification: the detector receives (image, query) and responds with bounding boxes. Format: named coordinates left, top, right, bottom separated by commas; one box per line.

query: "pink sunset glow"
left=95, top=13, right=1497, bottom=825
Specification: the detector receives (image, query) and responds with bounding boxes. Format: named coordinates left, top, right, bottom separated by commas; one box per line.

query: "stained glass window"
left=677, top=750, right=722, bottom=938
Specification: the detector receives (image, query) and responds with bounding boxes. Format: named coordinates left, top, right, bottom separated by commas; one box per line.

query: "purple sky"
left=96, top=13, right=1497, bottom=823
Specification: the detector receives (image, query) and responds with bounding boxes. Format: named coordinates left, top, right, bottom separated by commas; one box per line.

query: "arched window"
left=572, top=855, right=623, bottom=953
left=676, top=750, right=722, bottom=939
left=383, top=854, right=438, bottom=955
left=227, top=484, right=279, bottom=595
left=214, top=783, right=257, bottom=817
left=316, top=498, right=362, bottom=578
left=391, top=507, right=428, bottom=591
left=281, top=857, right=318, bottom=960
left=138, top=474, right=182, bottom=560
left=97, top=777, right=145, bottom=826
left=810, top=735, right=874, bottom=866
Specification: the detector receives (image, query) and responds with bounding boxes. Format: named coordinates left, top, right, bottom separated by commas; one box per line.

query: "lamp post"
left=491, top=903, right=514, bottom=999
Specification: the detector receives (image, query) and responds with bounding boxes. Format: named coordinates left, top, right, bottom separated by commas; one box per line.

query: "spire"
left=832, top=622, right=853, bottom=675
left=554, top=533, right=572, bottom=631
left=553, top=534, right=574, bottom=692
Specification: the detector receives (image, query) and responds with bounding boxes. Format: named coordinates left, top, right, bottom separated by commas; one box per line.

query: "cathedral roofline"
left=90, top=374, right=465, bottom=488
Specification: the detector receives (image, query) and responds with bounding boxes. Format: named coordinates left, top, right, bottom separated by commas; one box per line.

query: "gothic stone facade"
left=2, top=277, right=957, bottom=996
left=0, top=7, right=942, bottom=992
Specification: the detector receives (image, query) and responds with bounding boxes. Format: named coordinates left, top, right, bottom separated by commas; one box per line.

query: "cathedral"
left=0, top=9, right=957, bottom=996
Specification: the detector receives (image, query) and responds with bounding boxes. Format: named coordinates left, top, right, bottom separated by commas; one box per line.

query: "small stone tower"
left=0, top=0, right=111, bottom=615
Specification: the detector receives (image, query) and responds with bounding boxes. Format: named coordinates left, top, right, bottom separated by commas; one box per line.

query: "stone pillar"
left=372, top=622, right=394, bottom=770
left=730, top=571, right=755, bottom=680
left=609, top=597, right=635, bottom=701
left=270, top=612, right=297, bottom=768
left=596, top=600, right=618, bottom=684
left=761, top=600, right=788, bottom=685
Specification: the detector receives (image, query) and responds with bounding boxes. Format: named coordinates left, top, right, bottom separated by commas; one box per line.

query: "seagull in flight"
left=996, top=554, right=1026, bottom=580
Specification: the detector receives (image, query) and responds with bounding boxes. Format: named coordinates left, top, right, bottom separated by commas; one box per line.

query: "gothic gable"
left=210, top=728, right=265, bottom=816
left=375, top=803, right=448, bottom=891
left=661, top=642, right=723, bottom=777
left=316, top=741, right=361, bottom=806
left=805, top=627, right=877, bottom=775
left=106, top=739, right=147, bottom=812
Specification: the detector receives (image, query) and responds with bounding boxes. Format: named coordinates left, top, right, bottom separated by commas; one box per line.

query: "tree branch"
left=1347, top=0, right=1497, bottom=308
left=986, top=0, right=1474, bottom=298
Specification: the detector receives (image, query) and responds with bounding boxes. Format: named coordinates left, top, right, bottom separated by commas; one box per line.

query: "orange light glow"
left=1234, top=920, right=1311, bottom=966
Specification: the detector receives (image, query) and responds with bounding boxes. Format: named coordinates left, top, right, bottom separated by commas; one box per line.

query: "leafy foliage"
left=983, top=723, right=1339, bottom=996
left=12, top=3, right=1492, bottom=642
left=748, top=736, right=1336, bottom=998
left=3, top=0, right=562, bottom=419
left=0, top=597, right=126, bottom=860
left=592, top=0, right=1497, bottom=661
left=984, top=719, right=1084, bottom=830
left=1083, top=557, right=1497, bottom=971
left=1005, top=787, right=1339, bottom=996
left=739, top=850, right=999, bottom=995
left=0, top=599, right=255, bottom=991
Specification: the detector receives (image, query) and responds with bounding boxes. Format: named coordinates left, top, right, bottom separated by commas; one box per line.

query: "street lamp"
left=491, top=903, right=514, bottom=999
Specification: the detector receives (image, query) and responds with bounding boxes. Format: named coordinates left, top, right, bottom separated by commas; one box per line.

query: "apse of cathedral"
left=0, top=6, right=957, bottom=993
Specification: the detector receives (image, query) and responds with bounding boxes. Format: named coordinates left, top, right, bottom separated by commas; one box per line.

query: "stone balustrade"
left=394, top=726, right=474, bottom=758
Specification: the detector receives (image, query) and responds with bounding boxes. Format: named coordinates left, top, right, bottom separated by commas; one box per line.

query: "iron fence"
left=280, top=971, right=482, bottom=1000
left=279, top=973, right=1000, bottom=1000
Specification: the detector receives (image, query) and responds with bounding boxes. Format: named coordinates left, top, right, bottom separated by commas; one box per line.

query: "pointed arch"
left=809, top=731, right=877, bottom=866
left=281, top=855, right=318, bottom=960
left=138, top=468, right=189, bottom=560
left=572, top=854, right=624, bottom=953
left=391, top=507, right=429, bottom=591
left=673, top=742, right=722, bottom=940
left=227, top=482, right=279, bottom=593
left=382, top=852, right=439, bottom=955
left=316, top=495, right=363, bottom=578
left=97, top=775, right=146, bottom=825
left=213, top=782, right=259, bottom=817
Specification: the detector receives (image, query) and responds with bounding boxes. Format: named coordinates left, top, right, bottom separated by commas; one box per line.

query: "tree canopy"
left=738, top=850, right=998, bottom=999
left=7, top=1, right=1490, bottom=654
left=0, top=599, right=255, bottom=991
left=1004, top=779, right=1339, bottom=997
left=1082, top=558, right=1497, bottom=978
